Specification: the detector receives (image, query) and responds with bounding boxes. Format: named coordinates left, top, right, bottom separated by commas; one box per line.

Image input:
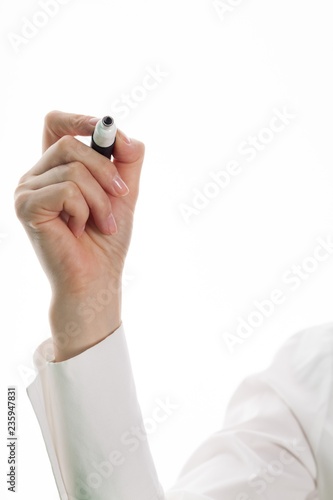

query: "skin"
left=14, top=111, right=145, bottom=361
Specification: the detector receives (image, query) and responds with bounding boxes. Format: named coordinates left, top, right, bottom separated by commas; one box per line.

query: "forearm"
left=49, top=281, right=122, bottom=362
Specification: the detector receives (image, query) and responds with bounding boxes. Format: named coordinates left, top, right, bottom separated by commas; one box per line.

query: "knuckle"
left=57, top=135, right=76, bottom=155
left=14, top=190, right=29, bottom=220
left=64, top=180, right=80, bottom=199
left=55, top=135, right=75, bottom=161
left=44, top=110, right=60, bottom=127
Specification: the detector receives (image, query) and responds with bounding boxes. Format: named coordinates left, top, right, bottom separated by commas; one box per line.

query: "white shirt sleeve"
left=27, top=321, right=333, bottom=500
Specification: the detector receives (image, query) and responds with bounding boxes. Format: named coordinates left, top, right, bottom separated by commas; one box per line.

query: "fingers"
left=21, top=161, right=117, bottom=236
left=23, top=130, right=144, bottom=201
left=42, top=110, right=99, bottom=153
left=41, top=111, right=145, bottom=195
left=16, top=111, right=146, bottom=239
left=15, top=182, right=91, bottom=239
left=41, top=112, right=145, bottom=173
left=22, top=134, right=128, bottom=198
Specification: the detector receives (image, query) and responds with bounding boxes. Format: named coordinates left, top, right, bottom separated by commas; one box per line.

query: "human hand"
left=14, top=111, right=145, bottom=359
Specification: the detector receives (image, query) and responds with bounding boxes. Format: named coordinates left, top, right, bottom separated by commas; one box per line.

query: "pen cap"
left=92, top=116, right=117, bottom=148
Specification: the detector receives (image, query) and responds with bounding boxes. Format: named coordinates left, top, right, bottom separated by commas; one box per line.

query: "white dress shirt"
left=26, top=321, right=333, bottom=500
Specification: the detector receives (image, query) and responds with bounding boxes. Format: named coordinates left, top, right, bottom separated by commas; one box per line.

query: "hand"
left=14, top=111, right=145, bottom=360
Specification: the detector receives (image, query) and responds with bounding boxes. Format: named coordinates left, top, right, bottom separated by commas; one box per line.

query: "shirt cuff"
left=26, top=322, right=165, bottom=500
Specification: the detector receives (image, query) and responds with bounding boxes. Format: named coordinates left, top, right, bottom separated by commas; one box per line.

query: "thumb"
left=112, top=130, right=145, bottom=204
left=42, top=110, right=99, bottom=153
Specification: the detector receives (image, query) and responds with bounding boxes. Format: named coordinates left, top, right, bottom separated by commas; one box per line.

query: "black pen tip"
left=103, top=116, right=113, bottom=127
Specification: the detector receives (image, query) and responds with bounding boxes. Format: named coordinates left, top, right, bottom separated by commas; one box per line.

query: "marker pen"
left=91, top=116, right=117, bottom=159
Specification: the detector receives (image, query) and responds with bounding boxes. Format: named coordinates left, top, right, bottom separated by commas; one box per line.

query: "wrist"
left=49, top=280, right=122, bottom=362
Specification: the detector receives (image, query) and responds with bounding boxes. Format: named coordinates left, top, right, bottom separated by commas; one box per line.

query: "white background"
left=1, top=0, right=333, bottom=498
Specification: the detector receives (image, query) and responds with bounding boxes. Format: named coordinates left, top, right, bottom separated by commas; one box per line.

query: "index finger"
left=42, top=110, right=99, bottom=153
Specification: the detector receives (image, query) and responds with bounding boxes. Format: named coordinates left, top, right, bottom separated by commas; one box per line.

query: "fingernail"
left=112, top=174, right=129, bottom=196
left=118, top=129, right=131, bottom=144
left=107, top=213, right=117, bottom=234
left=88, top=117, right=100, bottom=125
